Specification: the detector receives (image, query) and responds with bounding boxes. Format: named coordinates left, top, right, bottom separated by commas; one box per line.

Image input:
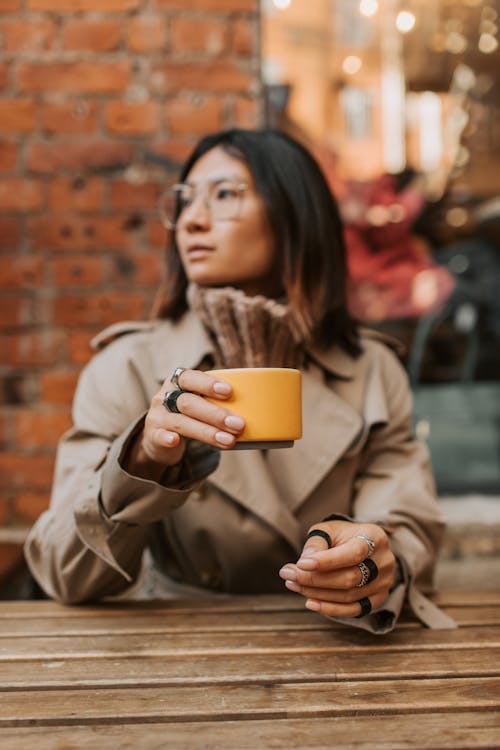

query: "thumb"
left=301, top=527, right=332, bottom=556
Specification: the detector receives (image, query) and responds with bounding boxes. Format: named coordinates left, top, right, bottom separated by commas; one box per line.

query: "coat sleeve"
left=24, top=338, right=218, bottom=604
left=328, top=343, right=456, bottom=633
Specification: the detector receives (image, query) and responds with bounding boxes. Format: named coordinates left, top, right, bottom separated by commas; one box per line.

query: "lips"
left=185, top=244, right=214, bottom=259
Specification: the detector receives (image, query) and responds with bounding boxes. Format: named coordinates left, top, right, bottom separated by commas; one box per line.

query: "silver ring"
left=170, top=367, right=186, bottom=389
left=356, top=561, right=371, bottom=588
left=163, top=389, right=184, bottom=414
left=355, top=533, right=375, bottom=558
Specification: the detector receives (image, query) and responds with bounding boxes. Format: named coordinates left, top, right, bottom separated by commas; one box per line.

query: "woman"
left=25, top=129, right=454, bottom=633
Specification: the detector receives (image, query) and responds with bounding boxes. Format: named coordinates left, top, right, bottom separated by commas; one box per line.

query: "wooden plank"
left=0, top=589, right=498, bottom=618
left=1, top=647, right=499, bottom=690
left=1, top=624, right=499, bottom=662
left=0, top=677, right=499, bottom=726
left=1, top=712, right=499, bottom=750
left=0, top=604, right=498, bottom=639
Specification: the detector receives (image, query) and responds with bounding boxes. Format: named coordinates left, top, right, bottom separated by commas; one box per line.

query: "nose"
left=180, top=192, right=211, bottom=231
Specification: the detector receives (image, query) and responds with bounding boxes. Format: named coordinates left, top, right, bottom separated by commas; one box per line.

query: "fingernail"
left=279, top=566, right=296, bottom=581
left=224, top=415, right=244, bottom=430
left=305, top=599, right=321, bottom=612
left=215, top=431, right=234, bottom=446
left=213, top=381, right=231, bottom=395
left=285, top=580, right=300, bottom=592
left=297, top=557, right=318, bottom=571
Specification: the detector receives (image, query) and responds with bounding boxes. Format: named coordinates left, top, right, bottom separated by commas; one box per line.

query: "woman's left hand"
left=279, top=521, right=398, bottom=618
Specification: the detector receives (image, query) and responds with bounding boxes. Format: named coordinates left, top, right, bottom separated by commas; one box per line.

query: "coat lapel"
left=266, top=364, right=364, bottom=512
left=209, top=449, right=304, bottom=552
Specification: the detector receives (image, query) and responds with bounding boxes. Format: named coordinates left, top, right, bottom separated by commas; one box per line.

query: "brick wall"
left=0, top=0, right=262, bottom=541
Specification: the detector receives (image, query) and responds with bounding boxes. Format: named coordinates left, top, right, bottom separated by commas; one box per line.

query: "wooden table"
left=0, top=591, right=499, bottom=749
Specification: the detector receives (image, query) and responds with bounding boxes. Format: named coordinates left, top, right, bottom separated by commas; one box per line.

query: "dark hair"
left=153, top=128, right=360, bottom=355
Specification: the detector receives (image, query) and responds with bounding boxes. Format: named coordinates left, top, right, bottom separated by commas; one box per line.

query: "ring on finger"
left=170, top=367, right=186, bottom=390
left=356, top=558, right=378, bottom=587
left=355, top=533, right=376, bottom=558
left=356, top=596, right=372, bottom=618
left=163, top=389, right=184, bottom=414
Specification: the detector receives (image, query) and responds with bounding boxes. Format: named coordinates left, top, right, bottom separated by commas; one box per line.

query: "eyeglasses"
left=159, top=178, right=248, bottom=230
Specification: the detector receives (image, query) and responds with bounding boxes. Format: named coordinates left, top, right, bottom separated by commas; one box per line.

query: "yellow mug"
left=207, top=367, right=302, bottom=449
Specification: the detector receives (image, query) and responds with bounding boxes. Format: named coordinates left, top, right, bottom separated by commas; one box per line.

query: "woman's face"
left=175, top=147, right=281, bottom=298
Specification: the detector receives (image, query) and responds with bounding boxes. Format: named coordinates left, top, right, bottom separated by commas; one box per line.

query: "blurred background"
left=1, top=0, right=499, bottom=596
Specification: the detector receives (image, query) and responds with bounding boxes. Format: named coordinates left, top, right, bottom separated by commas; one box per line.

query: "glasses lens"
left=159, top=185, right=190, bottom=229
left=210, top=182, right=243, bottom=221
left=159, top=181, right=245, bottom=228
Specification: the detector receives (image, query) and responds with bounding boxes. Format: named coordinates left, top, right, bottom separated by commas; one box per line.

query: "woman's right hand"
left=124, top=369, right=245, bottom=478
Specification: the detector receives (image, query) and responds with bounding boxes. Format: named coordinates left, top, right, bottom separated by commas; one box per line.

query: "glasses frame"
left=158, top=179, right=248, bottom=230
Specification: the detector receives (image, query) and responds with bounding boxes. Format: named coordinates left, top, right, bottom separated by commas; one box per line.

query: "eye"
left=214, top=184, right=239, bottom=201
left=175, top=186, right=193, bottom=209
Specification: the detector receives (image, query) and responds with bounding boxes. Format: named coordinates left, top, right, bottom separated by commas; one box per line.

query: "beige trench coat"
left=25, top=311, right=456, bottom=633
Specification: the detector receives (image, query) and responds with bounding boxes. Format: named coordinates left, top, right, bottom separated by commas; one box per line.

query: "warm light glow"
left=396, top=10, right=416, bottom=33
left=381, top=66, right=406, bottom=173
left=272, top=0, right=291, bottom=9
left=359, top=0, right=378, bottom=17
left=342, top=55, right=362, bottom=75
left=418, top=91, right=443, bottom=173
left=479, top=33, right=499, bottom=53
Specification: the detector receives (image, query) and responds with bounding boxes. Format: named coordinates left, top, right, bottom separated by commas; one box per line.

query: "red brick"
left=41, top=101, right=99, bottom=135
left=27, top=0, right=140, bottom=10
left=40, top=370, right=79, bottom=405
left=62, top=20, right=122, bottom=52
left=232, top=95, right=262, bottom=128
left=14, top=408, right=72, bottom=449
left=1, top=331, right=67, bottom=367
left=147, top=140, right=195, bottom=167
left=0, top=99, right=37, bottom=134
left=51, top=255, right=105, bottom=286
left=0, top=63, right=9, bottom=90
left=2, top=19, right=56, bottom=53
left=48, top=178, right=104, bottom=213
left=111, top=252, right=163, bottom=287
left=0, top=296, right=35, bottom=328
left=110, top=180, right=162, bottom=211
left=127, top=16, right=167, bottom=53
left=0, top=414, right=9, bottom=452
left=170, top=17, right=228, bottom=55
left=0, top=453, right=55, bottom=490
left=0, top=0, right=21, bottom=10
left=153, top=60, right=255, bottom=93
left=105, top=101, right=159, bottom=136
left=53, top=292, right=148, bottom=327
left=17, top=61, right=131, bottom=94
left=0, top=254, right=43, bottom=287
left=147, top=218, right=169, bottom=249
left=166, top=95, right=223, bottom=135
left=0, top=179, right=43, bottom=211
left=155, top=0, right=255, bottom=10
left=26, top=140, right=134, bottom=174
left=13, top=491, right=50, bottom=523
left=29, top=216, right=135, bottom=251
left=67, top=331, right=96, bottom=364
left=0, top=218, right=21, bottom=248
left=232, top=17, right=256, bottom=56
left=0, top=142, right=18, bottom=172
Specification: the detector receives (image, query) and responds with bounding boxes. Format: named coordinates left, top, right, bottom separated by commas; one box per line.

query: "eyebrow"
left=184, top=175, right=247, bottom=187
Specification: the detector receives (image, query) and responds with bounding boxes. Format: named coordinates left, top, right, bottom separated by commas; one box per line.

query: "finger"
left=280, top=563, right=362, bottom=591
left=304, top=590, right=389, bottom=618
left=301, top=528, right=332, bottom=556
left=157, top=402, right=242, bottom=449
left=166, top=390, right=245, bottom=436
left=168, top=369, right=233, bottom=399
left=297, top=533, right=387, bottom=572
